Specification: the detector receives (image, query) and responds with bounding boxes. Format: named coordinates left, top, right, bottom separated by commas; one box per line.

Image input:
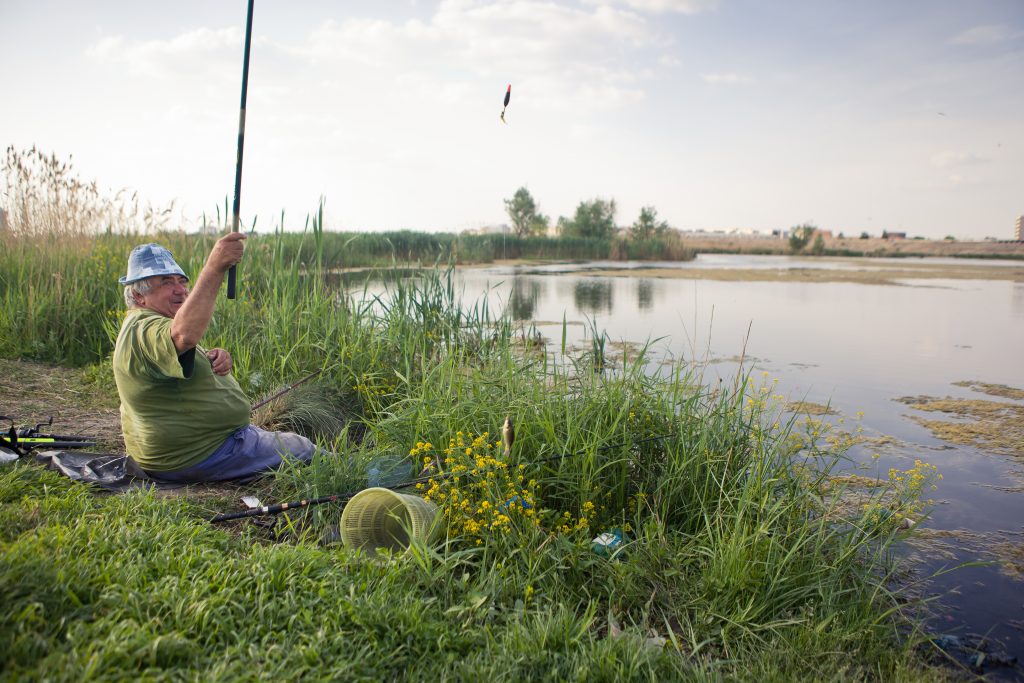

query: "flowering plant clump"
left=353, top=376, right=397, bottom=398
left=862, top=458, right=941, bottom=529
left=410, top=431, right=598, bottom=546
left=886, top=458, right=940, bottom=517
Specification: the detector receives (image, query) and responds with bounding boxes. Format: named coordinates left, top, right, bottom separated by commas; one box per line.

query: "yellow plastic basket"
left=340, top=487, right=440, bottom=552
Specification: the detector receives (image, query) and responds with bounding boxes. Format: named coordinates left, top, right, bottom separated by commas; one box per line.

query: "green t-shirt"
left=113, top=309, right=250, bottom=472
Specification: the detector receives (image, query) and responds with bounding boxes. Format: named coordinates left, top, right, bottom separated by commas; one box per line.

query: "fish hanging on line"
left=502, top=415, right=515, bottom=457
left=500, top=84, right=511, bottom=123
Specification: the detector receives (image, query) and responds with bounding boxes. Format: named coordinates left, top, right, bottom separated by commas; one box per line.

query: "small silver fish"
left=502, top=415, right=515, bottom=457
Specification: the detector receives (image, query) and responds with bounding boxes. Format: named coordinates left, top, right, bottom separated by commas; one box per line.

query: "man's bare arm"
left=170, top=232, right=246, bottom=353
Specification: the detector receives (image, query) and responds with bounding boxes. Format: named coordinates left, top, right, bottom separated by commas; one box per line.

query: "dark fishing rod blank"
left=227, top=0, right=255, bottom=299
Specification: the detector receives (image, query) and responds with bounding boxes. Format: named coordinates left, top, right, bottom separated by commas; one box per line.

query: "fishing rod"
left=208, top=430, right=679, bottom=524
left=227, top=0, right=255, bottom=300
left=251, top=369, right=323, bottom=412
left=210, top=490, right=358, bottom=523
left=0, top=416, right=96, bottom=457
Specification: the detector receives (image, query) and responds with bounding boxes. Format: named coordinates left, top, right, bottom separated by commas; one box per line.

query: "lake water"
left=360, top=254, right=1024, bottom=667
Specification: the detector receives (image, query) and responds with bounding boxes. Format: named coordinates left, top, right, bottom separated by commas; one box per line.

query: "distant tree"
left=810, top=233, right=825, bottom=255
left=944, top=235, right=956, bottom=241
left=788, top=224, right=815, bottom=253
left=504, top=187, right=549, bottom=238
left=881, top=230, right=890, bottom=240
left=558, top=198, right=617, bottom=239
left=556, top=215, right=573, bottom=236
left=629, top=206, right=670, bottom=240
left=528, top=214, right=550, bottom=237
left=859, top=231, right=870, bottom=239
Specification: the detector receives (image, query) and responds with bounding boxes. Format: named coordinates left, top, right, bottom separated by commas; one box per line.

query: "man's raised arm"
left=170, top=232, right=246, bottom=353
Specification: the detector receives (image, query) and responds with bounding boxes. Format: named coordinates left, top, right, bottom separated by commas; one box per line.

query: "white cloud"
left=620, top=0, right=718, bottom=13
left=700, top=72, right=751, bottom=85
left=950, top=24, right=1023, bottom=45
left=285, top=0, right=665, bottom=111
left=85, top=27, right=244, bottom=83
left=930, top=151, right=988, bottom=168
left=947, top=174, right=983, bottom=187
left=298, top=17, right=437, bottom=68
left=82, top=2, right=670, bottom=115
left=298, top=1, right=660, bottom=72
left=583, top=0, right=718, bottom=14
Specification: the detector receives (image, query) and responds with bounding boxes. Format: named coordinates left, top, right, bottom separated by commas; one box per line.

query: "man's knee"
left=268, top=430, right=317, bottom=463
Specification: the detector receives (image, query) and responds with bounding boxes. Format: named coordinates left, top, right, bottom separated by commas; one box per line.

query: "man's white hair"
left=123, top=279, right=153, bottom=308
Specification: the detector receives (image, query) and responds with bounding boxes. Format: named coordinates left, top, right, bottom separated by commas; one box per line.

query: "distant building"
left=464, top=224, right=510, bottom=236
left=1016, top=215, right=1024, bottom=241
left=882, top=230, right=907, bottom=240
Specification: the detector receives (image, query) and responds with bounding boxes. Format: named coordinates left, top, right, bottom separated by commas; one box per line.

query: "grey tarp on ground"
left=32, top=450, right=183, bottom=491
left=28, top=450, right=414, bottom=494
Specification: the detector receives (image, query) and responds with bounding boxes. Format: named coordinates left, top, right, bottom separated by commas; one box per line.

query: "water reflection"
left=637, top=279, right=654, bottom=311
left=573, top=280, right=614, bottom=315
left=1013, top=283, right=1024, bottom=318
left=328, top=267, right=425, bottom=288
left=508, top=276, right=543, bottom=321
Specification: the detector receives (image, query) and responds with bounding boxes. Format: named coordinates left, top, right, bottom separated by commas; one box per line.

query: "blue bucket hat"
left=118, top=243, right=188, bottom=285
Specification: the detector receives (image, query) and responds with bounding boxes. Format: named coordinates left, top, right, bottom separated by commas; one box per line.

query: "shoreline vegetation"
left=0, top=153, right=977, bottom=680
left=679, top=232, right=1024, bottom=261
left=0, top=226, right=958, bottom=681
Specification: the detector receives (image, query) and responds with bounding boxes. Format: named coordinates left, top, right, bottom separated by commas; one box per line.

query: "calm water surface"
left=363, top=254, right=1024, bottom=666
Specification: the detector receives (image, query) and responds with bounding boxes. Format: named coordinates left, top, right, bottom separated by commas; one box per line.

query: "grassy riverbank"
left=0, top=229, right=951, bottom=680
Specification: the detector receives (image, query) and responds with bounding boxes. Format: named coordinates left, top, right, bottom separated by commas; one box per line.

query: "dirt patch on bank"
left=0, top=359, right=280, bottom=513
left=0, top=358, right=123, bottom=453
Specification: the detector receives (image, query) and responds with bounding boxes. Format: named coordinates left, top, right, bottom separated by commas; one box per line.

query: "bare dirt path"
left=0, top=358, right=123, bottom=453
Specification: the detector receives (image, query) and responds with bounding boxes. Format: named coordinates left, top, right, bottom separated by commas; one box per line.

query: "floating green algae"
left=896, top=385, right=1024, bottom=457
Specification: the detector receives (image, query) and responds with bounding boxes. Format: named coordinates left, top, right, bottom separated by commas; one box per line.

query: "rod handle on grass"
left=210, top=506, right=261, bottom=523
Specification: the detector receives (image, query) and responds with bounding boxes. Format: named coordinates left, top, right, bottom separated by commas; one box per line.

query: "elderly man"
left=113, top=233, right=316, bottom=482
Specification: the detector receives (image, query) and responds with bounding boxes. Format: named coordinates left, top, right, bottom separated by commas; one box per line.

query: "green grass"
left=0, top=217, right=951, bottom=680
left=0, top=434, right=945, bottom=682
left=0, top=352, right=949, bottom=680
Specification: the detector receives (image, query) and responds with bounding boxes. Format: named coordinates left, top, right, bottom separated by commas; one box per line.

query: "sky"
left=2, top=0, right=1022, bottom=239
